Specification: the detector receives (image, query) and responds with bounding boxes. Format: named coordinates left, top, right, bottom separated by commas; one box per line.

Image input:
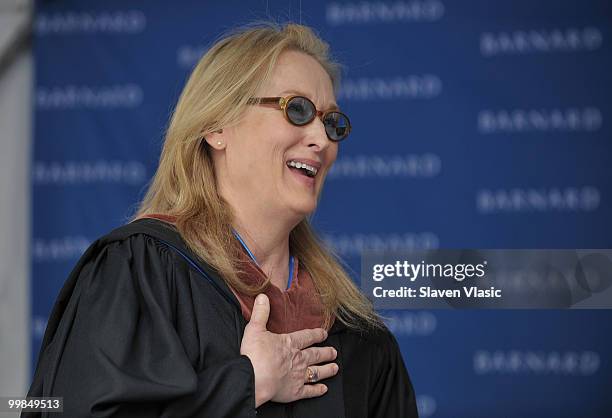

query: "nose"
left=305, top=117, right=330, bottom=151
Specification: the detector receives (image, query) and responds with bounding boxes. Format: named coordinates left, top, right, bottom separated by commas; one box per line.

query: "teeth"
left=287, top=160, right=318, bottom=177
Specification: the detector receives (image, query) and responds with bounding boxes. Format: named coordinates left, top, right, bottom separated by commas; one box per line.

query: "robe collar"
left=138, top=214, right=334, bottom=333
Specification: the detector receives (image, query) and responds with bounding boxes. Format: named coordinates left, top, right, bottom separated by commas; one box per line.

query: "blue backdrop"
left=31, top=0, right=612, bottom=416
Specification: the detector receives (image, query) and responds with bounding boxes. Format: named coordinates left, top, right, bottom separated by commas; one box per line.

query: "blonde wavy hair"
left=135, top=21, right=382, bottom=331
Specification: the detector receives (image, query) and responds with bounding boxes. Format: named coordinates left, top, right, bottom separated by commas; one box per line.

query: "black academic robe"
left=24, top=218, right=418, bottom=418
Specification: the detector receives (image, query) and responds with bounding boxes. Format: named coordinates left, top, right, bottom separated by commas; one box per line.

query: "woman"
left=25, top=22, right=418, bottom=417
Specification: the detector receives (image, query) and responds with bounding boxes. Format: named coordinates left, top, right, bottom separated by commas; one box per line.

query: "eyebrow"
left=279, top=89, right=339, bottom=110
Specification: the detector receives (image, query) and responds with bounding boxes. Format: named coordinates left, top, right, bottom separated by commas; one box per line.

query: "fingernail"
left=255, top=294, right=266, bottom=305
left=322, top=385, right=328, bottom=393
left=333, top=348, right=337, bottom=357
left=334, top=364, right=339, bottom=373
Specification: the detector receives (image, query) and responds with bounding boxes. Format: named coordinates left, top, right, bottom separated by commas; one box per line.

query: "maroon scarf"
left=139, top=215, right=332, bottom=333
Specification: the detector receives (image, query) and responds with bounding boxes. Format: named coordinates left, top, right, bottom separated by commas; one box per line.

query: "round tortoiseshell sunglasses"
left=247, top=95, right=351, bottom=142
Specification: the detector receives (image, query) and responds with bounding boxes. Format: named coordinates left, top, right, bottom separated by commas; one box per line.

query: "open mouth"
left=286, top=160, right=318, bottom=178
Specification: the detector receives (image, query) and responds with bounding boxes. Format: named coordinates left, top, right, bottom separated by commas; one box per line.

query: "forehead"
left=261, top=50, right=337, bottom=109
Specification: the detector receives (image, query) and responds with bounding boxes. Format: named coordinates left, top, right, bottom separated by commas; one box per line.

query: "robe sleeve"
left=368, top=328, right=419, bottom=418
left=46, top=235, right=257, bottom=418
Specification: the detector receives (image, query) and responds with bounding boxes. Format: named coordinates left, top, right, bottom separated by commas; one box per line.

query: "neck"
left=230, top=202, right=300, bottom=290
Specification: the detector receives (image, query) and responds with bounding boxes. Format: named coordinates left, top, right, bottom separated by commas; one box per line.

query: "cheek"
left=238, top=119, right=289, bottom=168
left=262, top=132, right=297, bottom=187
left=229, top=142, right=258, bottom=175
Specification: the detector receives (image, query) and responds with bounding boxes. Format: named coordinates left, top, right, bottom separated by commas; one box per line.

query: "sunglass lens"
left=323, top=112, right=350, bottom=141
left=286, top=97, right=315, bottom=125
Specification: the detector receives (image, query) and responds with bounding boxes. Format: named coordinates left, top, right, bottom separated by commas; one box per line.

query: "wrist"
left=244, top=355, right=271, bottom=408
left=255, top=389, right=267, bottom=408
left=254, top=377, right=273, bottom=408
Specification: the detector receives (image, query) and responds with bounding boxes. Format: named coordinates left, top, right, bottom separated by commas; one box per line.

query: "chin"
left=288, top=199, right=318, bottom=219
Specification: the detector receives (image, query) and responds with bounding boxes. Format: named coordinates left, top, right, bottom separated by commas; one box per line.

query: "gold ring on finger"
left=306, top=367, right=319, bottom=383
